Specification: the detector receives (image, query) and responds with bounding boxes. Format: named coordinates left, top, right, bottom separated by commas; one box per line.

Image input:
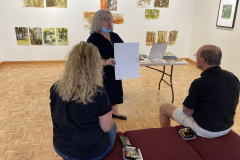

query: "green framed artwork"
left=145, top=9, right=160, bottom=20
left=216, top=0, right=239, bottom=28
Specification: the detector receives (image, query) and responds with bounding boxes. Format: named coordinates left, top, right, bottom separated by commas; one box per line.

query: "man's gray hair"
left=90, top=9, right=114, bottom=34
left=200, top=47, right=222, bottom=65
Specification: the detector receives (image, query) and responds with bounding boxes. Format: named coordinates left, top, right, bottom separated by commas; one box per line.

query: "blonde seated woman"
left=50, top=42, right=117, bottom=160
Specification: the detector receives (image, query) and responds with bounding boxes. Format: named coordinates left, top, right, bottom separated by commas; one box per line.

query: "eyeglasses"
left=194, top=53, right=200, bottom=58
left=103, top=18, right=113, bottom=22
left=194, top=53, right=204, bottom=59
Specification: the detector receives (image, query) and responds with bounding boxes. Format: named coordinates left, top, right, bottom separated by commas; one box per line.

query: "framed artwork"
left=29, top=27, right=43, bottom=45
left=83, top=12, right=96, bottom=30
left=56, top=28, right=69, bottom=45
left=137, top=0, right=153, bottom=8
left=154, top=0, right=169, bottom=8
left=168, top=30, right=178, bottom=46
left=22, top=0, right=44, bottom=8
left=101, top=0, right=117, bottom=11
left=46, top=0, right=67, bottom=8
left=216, top=0, right=239, bottom=28
left=157, top=30, right=167, bottom=43
left=145, top=9, right=160, bottom=20
left=43, top=28, right=56, bottom=46
left=15, top=27, right=30, bottom=45
left=112, top=13, right=124, bottom=24
left=146, top=31, right=156, bottom=46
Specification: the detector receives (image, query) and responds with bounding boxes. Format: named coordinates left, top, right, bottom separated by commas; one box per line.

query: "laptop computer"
left=148, top=42, right=168, bottom=59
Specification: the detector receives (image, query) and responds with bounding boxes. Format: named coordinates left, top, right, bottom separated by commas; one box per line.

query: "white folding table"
left=140, top=59, right=188, bottom=103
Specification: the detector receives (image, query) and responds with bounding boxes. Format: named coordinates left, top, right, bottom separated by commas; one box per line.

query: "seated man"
left=159, top=45, right=239, bottom=138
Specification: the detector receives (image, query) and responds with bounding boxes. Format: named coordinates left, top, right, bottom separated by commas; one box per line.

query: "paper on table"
left=141, top=58, right=150, bottom=62
left=114, top=43, right=140, bottom=80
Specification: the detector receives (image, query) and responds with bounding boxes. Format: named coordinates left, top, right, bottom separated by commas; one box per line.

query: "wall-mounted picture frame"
left=216, top=0, right=239, bottom=28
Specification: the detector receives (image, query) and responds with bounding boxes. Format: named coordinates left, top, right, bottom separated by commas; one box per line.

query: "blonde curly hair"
left=56, top=42, right=103, bottom=104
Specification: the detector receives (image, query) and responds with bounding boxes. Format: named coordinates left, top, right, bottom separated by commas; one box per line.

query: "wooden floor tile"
left=0, top=63, right=239, bottom=159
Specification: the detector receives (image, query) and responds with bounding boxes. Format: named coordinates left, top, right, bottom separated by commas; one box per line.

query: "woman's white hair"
left=90, top=9, right=114, bottom=34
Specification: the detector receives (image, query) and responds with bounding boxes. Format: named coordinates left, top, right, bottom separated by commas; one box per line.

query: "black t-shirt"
left=50, top=82, right=112, bottom=160
left=183, top=66, right=239, bottom=132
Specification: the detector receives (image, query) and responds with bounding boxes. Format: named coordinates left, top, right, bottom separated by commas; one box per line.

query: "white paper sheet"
left=114, top=43, right=140, bottom=80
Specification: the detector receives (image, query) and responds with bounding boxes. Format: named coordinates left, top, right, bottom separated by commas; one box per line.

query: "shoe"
left=112, top=114, right=127, bottom=120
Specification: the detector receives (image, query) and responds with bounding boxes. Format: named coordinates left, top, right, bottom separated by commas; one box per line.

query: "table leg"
left=170, top=65, right=174, bottom=103
left=158, top=65, right=165, bottom=90
left=145, top=65, right=174, bottom=103
left=158, top=65, right=174, bottom=103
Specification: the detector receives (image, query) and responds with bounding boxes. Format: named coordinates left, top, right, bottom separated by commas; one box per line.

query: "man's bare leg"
left=159, top=103, right=178, bottom=127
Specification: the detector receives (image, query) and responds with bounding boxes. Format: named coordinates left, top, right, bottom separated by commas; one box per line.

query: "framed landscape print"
left=216, top=0, right=239, bottom=28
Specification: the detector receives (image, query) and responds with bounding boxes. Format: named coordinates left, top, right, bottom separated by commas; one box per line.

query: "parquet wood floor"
left=0, top=63, right=239, bottom=160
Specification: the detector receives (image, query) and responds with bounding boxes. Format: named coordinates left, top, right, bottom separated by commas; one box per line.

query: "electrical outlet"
left=59, top=49, right=62, bottom=54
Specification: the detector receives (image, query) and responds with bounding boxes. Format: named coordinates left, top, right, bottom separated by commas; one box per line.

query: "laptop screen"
left=148, top=42, right=168, bottom=59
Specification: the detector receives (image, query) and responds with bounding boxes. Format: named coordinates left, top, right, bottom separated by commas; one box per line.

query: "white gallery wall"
left=0, top=0, right=196, bottom=61
left=0, top=53, right=2, bottom=63
left=189, top=0, right=240, bottom=79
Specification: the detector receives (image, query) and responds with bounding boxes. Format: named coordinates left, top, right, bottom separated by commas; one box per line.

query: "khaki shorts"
left=172, top=108, right=231, bottom=138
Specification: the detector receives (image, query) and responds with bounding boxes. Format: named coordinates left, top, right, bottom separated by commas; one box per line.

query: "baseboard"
left=1, top=60, right=66, bottom=65
left=182, top=58, right=196, bottom=65
left=0, top=59, right=195, bottom=67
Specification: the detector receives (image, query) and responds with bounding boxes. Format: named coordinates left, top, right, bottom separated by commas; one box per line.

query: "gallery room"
left=0, top=0, right=240, bottom=159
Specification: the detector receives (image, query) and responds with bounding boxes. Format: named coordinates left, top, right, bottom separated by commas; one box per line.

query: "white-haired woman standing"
left=50, top=42, right=117, bottom=160
left=87, top=9, right=127, bottom=120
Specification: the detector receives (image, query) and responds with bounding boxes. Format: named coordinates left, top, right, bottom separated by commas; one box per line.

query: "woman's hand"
left=106, top=58, right=116, bottom=66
